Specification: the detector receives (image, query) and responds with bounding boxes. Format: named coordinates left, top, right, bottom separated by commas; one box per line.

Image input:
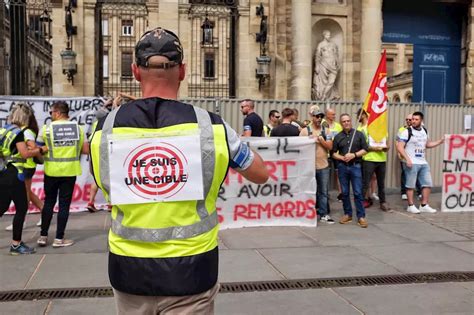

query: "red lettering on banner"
left=264, top=161, right=278, bottom=181
left=82, top=184, right=91, bottom=201
left=444, top=173, right=457, bottom=193
left=217, top=207, right=224, bottom=224
left=224, top=168, right=244, bottom=186
left=448, top=135, right=474, bottom=160
left=232, top=199, right=316, bottom=221
left=277, top=160, right=296, bottom=181
left=460, top=173, right=473, bottom=192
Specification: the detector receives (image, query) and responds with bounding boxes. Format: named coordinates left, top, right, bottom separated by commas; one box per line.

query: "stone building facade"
left=44, top=0, right=473, bottom=104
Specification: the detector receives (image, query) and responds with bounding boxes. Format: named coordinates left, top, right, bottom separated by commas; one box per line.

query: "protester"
left=397, top=111, right=444, bottom=213
left=5, top=110, right=44, bottom=230
left=270, top=108, right=300, bottom=137
left=332, top=113, right=368, bottom=228
left=0, top=103, right=43, bottom=254
left=357, top=108, right=391, bottom=212
left=36, top=101, right=89, bottom=248
left=89, top=27, right=268, bottom=314
left=300, top=105, right=334, bottom=224
left=291, top=108, right=303, bottom=130
left=397, top=113, right=422, bottom=200
left=263, top=110, right=280, bottom=137
left=323, top=107, right=343, bottom=201
left=240, top=99, right=264, bottom=136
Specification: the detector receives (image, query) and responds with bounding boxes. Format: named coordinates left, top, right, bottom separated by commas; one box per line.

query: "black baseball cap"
left=135, top=27, right=183, bottom=68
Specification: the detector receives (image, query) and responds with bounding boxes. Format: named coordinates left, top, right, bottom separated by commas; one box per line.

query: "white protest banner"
left=216, top=137, right=317, bottom=229
left=0, top=96, right=107, bottom=214
left=108, top=133, right=204, bottom=204
left=442, top=134, right=474, bottom=212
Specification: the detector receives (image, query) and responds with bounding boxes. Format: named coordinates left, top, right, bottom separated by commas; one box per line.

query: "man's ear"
left=132, top=63, right=141, bottom=82
left=178, top=63, right=186, bottom=81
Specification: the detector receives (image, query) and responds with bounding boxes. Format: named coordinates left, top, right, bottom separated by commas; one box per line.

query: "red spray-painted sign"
left=442, top=134, right=474, bottom=212
left=216, top=137, right=317, bottom=229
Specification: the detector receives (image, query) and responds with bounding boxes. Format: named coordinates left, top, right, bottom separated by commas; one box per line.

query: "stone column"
left=158, top=0, right=179, bottom=31
left=465, top=3, right=474, bottom=105
left=290, top=0, right=312, bottom=100
left=359, top=0, right=382, bottom=98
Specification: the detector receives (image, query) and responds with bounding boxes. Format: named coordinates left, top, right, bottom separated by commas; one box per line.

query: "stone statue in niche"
left=312, top=30, right=341, bottom=101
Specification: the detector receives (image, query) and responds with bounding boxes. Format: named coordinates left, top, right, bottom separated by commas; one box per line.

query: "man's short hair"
left=268, top=110, right=279, bottom=119
left=412, top=111, right=424, bottom=120
left=135, top=27, right=183, bottom=68
left=340, top=113, right=351, bottom=121
left=241, top=99, right=255, bottom=108
left=52, top=101, right=69, bottom=115
left=281, top=108, right=294, bottom=118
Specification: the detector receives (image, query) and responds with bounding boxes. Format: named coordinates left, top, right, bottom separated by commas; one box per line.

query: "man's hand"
left=343, top=152, right=356, bottom=163
left=406, top=158, right=413, bottom=168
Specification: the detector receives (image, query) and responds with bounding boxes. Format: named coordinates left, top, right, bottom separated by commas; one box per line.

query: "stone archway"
left=311, top=19, right=343, bottom=101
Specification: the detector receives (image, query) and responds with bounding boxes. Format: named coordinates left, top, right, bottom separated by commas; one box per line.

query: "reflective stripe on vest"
left=99, top=106, right=218, bottom=242
left=44, top=124, right=81, bottom=162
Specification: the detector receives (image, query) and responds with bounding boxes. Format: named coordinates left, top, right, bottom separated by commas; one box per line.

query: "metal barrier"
left=183, top=98, right=474, bottom=189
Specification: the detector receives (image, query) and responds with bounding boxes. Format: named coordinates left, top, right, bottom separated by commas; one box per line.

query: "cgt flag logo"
left=362, top=50, right=388, bottom=142
left=124, top=142, right=189, bottom=200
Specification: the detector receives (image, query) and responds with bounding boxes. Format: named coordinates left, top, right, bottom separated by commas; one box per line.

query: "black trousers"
left=0, top=165, right=28, bottom=241
left=41, top=175, right=76, bottom=239
left=362, top=160, right=386, bottom=203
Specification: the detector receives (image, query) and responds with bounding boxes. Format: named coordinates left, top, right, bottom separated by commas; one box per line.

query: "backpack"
left=407, top=126, right=427, bottom=143
left=306, top=125, right=327, bottom=140
left=0, top=124, right=21, bottom=172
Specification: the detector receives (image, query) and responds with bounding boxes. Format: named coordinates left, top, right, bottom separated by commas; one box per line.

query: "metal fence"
left=184, top=98, right=474, bottom=189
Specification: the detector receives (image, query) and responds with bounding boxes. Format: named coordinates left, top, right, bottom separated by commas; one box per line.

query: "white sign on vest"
left=107, top=134, right=204, bottom=204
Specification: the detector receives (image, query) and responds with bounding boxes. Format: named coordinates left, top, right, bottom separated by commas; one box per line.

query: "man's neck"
left=282, top=118, right=292, bottom=124
left=312, top=122, right=321, bottom=130
left=141, top=84, right=178, bottom=100
left=344, top=128, right=352, bottom=134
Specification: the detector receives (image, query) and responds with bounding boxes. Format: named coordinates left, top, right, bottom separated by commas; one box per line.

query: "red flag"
left=362, top=50, right=388, bottom=142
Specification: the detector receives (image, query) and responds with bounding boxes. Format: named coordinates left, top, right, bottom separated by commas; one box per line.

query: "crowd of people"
left=0, top=26, right=446, bottom=314
left=240, top=100, right=445, bottom=227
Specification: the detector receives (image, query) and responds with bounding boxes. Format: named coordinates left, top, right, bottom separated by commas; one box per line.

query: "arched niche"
left=311, top=19, right=344, bottom=101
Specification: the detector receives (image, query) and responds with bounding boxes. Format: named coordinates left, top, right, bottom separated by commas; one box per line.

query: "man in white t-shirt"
left=396, top=111, right=444, bottom=214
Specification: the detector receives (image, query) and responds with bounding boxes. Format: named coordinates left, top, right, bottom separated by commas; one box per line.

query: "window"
left=392, top=94, right=400, bottom=103
left=204, top=53, right=215, bottom=78
left=102, top=19, right=108, bottom=36
left=405, top=93, right=412, bottom=103
left=122, top=20, right=133, bottom=36
left=121, top=52, right=133, bottom=77
left=201, top=19, right=214, bottom=45
left=103, top=51, right=109, bottom=78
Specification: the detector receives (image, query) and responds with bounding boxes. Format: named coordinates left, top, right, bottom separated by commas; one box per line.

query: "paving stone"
left=0, top=254, right=43, bottom=291
left=358, top=243, right=474, bottom=273
left=215, top=289, right=359, bottom=315
left=49, top=298, right=116, bottom=315
left=34, top=230, right=108, bottom=254
left=27, top=253, right=109, bottom=289
left=0, top=300, right=49, bottom=315
left=258, top=247, right=400, bottom=279
left=219, top=249, right=283, bottom=282
left=299, top=223, right=411, bottom=247
left=373, top=222, right=469, bottom=242
left=335, top=282, right=474, bottom=315
left=443, top=241, right=474, bottom=254
left=219, top=227, right=317, bottom=249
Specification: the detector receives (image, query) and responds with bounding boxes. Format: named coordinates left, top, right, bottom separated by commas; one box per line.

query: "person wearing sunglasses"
left=263, top=110, right=280, bottom=137
left=300, top=105, right=334, bottom=224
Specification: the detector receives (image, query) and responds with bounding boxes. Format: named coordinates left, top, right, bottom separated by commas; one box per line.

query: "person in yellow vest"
left=5, top=107, right=44, bottom=231
left=0, top=103, right=43, bottom=255
left=357, top=108, right=391, bottom=212
left=323, top=107, right=343, bottom=202
left=89, top=27, right=268, bottom=314
left=36, top=101, right=89, bottom=248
